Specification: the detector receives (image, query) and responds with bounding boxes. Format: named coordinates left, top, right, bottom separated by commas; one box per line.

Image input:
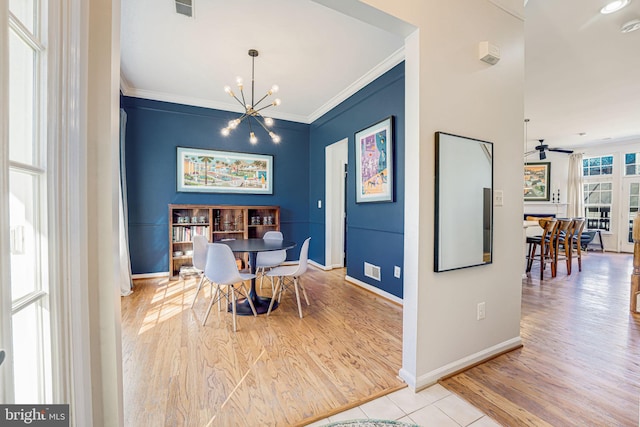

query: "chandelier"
left=220, top=49, right=281, bottom=144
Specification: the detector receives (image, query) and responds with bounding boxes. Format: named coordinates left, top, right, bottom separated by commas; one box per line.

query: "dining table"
left=219, top=238, right=296, bottom=315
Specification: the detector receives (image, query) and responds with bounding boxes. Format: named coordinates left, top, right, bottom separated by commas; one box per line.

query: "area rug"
left=321, top=420, right=419, bottom=427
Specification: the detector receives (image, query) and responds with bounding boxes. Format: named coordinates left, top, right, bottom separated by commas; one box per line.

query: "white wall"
left=360, top=0, right=525, bottom=389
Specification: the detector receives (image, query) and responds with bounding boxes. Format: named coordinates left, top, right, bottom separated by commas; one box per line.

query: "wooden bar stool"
left=526, top=218, right=558, bottom=279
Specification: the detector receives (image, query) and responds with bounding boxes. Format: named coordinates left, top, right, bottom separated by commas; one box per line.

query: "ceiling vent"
left=175, top=0, right=193, bottom=17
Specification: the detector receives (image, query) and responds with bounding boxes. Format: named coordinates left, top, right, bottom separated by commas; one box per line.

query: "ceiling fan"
left=525, top=139, right=574, bottom=160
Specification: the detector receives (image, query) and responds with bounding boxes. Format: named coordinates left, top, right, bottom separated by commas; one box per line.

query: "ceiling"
left=120, top=0, right=640, bottom=150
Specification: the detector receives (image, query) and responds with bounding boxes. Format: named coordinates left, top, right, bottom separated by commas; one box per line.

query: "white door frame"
left=620, top=177, right=640, bottom=253
left=325, top=138, right=348, bottom=269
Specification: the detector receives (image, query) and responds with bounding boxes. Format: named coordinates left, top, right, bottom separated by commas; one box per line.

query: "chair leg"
left=202, top=284, right=219, bottom=326
left=293, top=277, right=303, bottom=319
left=576, top=245, right=582, bottom=271
left=240, top=284, right=258, bottom=317
left=258, top=267, right=264, bottom=290
left=269, top=275, right=276, bottom=297
left=190, top=275, right=206, bottom=308
left=540, top=242, right=545, bottom=280
left=267, top=277, right=282, bottom=316
left=277, top=277, right=285, bottom=303
left=526, top=243, right=536, bottom=272
left=298, top=277, right=310, bottom=306
left=231, top=287, right=237, bottom=332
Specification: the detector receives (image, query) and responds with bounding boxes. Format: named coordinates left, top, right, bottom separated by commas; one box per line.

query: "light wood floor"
left=441, top=251, right=640, bottom=426
left=121, top=267, right=404, bottom=427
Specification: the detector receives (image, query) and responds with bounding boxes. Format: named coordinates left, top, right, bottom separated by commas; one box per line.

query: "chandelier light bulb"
left=236, top=76, right=243, bottom=86
left=269, top=132, right=281, bottom=143
left=224, top=85, right=231, bottom=93
left=250, top=132, right=258, bottom=144
left=221, top=128, right=230, bottom=136
left=270, top=85, right=279, bottom=94
left=264, top=117, right=274, bottom=126
left=273, top=99, right=281, bottom=106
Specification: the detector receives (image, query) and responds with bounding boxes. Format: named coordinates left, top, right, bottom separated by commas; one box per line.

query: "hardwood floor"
left=441, top=251, right=640, bottom=426
left=121, top=267, right=404, bottom=427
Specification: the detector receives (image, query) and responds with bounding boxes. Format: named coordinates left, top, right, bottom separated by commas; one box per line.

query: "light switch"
left=494, top=190, right=504, bottom=207
left=317, top=200, right=322, bottom=209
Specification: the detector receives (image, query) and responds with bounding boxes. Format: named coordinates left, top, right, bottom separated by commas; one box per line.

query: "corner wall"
left=360, top=0, right=525, bottom=388
left=309, top=63, right=405, bottom=298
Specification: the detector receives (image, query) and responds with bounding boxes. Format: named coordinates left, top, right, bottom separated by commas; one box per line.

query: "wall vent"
left=364, top=262, right=381, bottom=281
left=175, top=0, right=193, bottom=17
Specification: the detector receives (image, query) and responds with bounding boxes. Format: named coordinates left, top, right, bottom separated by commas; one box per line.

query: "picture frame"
left=176, top=147, right=273, bottom=194
left=355, top=116, right=394, bottom=203
left=524, top=162, right=551, bottom=201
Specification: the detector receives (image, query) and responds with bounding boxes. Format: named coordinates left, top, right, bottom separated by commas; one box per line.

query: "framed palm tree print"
left=176, top=147, right=273, bottom=194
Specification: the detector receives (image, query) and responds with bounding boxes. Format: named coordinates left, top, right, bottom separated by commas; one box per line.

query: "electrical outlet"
left=394, top=266, right=401, bottom=278
left=477, top=302, right=486, bottom=320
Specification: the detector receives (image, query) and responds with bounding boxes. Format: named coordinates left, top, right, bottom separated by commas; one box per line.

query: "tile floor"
left=304, top=384, right=501, bottom=427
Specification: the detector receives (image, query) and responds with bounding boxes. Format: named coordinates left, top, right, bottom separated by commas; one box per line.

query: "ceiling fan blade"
left=548, top=148, right=574, bottom=154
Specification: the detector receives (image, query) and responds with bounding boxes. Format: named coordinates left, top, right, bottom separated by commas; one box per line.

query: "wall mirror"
left=435, top=132, right=493, bottom=272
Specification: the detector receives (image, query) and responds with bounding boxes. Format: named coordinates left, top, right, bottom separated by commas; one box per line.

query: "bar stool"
left=526, top=218, right=558, bottom=279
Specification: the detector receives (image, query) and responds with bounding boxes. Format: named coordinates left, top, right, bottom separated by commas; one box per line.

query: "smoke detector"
left=621, top=19, right=640, bottom=33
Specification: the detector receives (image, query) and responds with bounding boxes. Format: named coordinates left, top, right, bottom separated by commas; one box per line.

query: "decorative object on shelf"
left=524, top=162, right=551, bottom=201
left=177, top=147, right=273, bottom=194
left=355, top=116, right=394, bottom=203
left=220, top=49, right=281, bottom=144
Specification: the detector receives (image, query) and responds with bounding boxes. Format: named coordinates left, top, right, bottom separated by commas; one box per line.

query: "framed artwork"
left=355, top=116, right=394, bottom=203
left=176, top=147, right=273, bottom=194
left=524, top=162, right=551, bottom=201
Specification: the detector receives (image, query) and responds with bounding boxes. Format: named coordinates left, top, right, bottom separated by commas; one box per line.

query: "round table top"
left=218, top=238, right=296, bottom=253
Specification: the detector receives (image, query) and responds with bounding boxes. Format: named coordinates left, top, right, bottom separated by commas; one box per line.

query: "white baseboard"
left=399, top=336, right=523, bottom=391
left=309, top=260, right=332, bottom=270
left=132, top=272, right=170, bottom=280
left=344, top=275, right=403, bottom=305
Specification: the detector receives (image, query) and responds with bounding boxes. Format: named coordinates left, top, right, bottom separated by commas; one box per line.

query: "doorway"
left=325, top=138, right=348, bottom=269
left=620, top=177, right=640, bottom=252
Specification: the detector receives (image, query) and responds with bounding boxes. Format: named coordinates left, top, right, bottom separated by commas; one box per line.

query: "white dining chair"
left=190, top=234, right=210, bottom=308
left=266, top=237, right=311, bottom=318
left=256, top=231, right=287, bottom=291
left=202, top=243, right=257, bottom=331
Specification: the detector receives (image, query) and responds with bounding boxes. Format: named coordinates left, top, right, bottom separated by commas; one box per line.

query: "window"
left=5, top=0, right=52, bottom=403
left=624, top=152, right=640, bottom=176
left=583, top=155, right=613, bottom=176
left=584, top=182, right=612, bottom=231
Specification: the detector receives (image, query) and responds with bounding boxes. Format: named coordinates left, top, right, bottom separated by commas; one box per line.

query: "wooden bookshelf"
left=168, top=204, right=280, bottom=278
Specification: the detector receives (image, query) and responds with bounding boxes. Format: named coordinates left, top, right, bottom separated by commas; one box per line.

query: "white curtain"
left=567, top=153, right=584, bottom=218
left=119, top=109, right=133, bottom=296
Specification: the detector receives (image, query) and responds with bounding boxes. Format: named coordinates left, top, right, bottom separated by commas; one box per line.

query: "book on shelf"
left=172, top=226, right=209, bottom=242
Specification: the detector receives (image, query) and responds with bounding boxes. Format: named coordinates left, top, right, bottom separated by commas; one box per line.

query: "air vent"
left=175, top=0, right=193, bottom=17
left=364, top=262, right=381, bottom=281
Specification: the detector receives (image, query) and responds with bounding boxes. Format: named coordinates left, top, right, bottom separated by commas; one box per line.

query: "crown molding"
left=120, top=48, right=405, bottom=125
left=307, top=47, right=405, bottom=123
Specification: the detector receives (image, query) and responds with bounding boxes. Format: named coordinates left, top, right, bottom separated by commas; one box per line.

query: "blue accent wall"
left=309, top=62, right=405, bottom=298
left=121, top=97, right=310, bottom=274
left=122, top=62, right=404, bottom=298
